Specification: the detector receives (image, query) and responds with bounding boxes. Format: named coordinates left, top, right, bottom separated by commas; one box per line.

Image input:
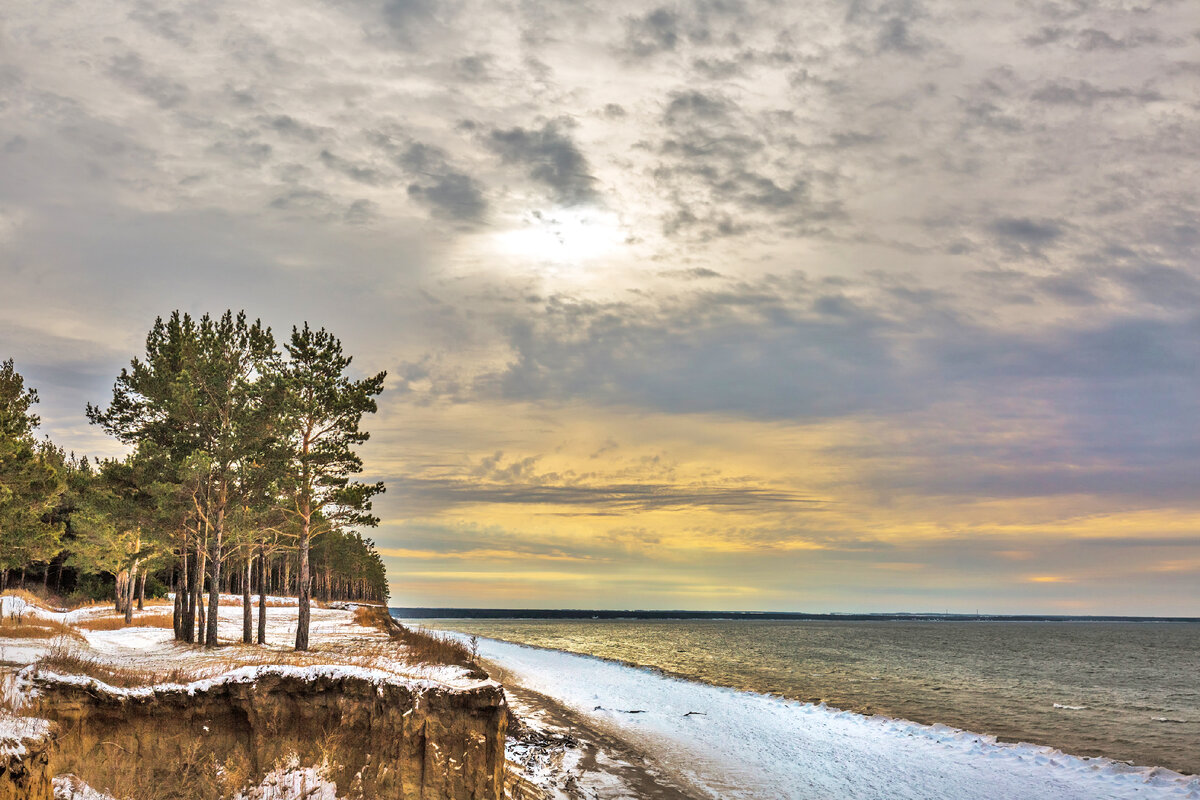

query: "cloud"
left=989, top=217, right=1063, bottom=256
left=485, top=119, right=597, bottom=205
left=622, top=8, right=682, bottom=57
left=1030, top=80, right=1162, bottom=106
left=106, top=53, right=189, bottom=109
left=397, top=142, right=488, bottom=221
left=3, top=0, right=1200, bottom=611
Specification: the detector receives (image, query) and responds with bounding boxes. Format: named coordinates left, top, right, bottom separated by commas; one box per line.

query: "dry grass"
left=0, top=615, right=82, bottom=640
left=351, top=604, right=481, bottom=673
left=74, top=613, right=174, bottom=631
left=35, top=640, right=193, bottom=687
left=1, top=588, right=46, bottom=606
left=352, top=604, right=395, bottom=634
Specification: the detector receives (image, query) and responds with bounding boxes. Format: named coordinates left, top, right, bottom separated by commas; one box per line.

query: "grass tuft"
left=0, top=615, right=82, bottom=640
left=74, top=613, right=174, bottom=631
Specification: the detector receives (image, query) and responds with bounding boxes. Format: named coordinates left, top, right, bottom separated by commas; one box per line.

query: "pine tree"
left=0, top=360, right=65, bottom=587
left=278, top=324, right=385, bottom=650
left=88, top=312, right=278, bottom=647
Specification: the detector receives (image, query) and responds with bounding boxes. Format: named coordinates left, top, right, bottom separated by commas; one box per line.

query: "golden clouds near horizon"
left=369, top=399, right=1200, bottom=613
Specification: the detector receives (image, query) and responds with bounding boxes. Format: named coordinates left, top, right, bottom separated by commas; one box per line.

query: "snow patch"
left=234, top=755, right=341, bottom=800
left=0, top=713, right=51, bottom=759
left=53, top=775, right=117, bottom=800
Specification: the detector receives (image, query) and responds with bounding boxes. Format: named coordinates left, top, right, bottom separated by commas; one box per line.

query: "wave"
left=1053, top=703, right=1088, bottom=710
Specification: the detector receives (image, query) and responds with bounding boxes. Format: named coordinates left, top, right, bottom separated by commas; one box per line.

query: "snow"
left=0, top=596, right=28, bottom=618
left=1, top=593, right=490, bottom=700
left=23, top=661, right=487, bottom=700
left=168, top=593, right=300, bottom=607
left=0, top=713, right=51, bottom=759
left=453, top=634, right=1200, bottom=800
left=234, top=756, right=340, bottom=800
left=53, top=775, right=117, bottom=800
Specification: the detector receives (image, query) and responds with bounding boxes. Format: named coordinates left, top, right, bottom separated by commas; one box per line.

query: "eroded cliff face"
left=27, top=669, right=506, bottom=800
left=0, top=718, right=55, bottom=800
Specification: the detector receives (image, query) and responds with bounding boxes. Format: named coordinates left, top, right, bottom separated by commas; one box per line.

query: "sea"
left=410, top=616, right=1200, bottom=776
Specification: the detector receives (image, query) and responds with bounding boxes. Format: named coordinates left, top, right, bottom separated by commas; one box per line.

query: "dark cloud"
left=355, top=134, right=489, bottom=221
left=106, top=53, right=189, bottom=109
left=1076, top=28, right=1160, bottom=51
left=989, top=217, right=1063, bottom=256
left=1030, top=80, right=1162, bottom=106
left=623, top=8, right=682, bottom=57
left=651, top=87, right=840, bottom=239
left=264, top=115, right=323, bottom=142
left=658, top=267, right=724, bottom=279
left=397, top=141, right=487, bottom=221
left=319, top=149, right=390, bottom=186
left=1114, top=264, right=1200, bottom=309
left=877, top=17, right=925, bottom=54
left=486, top=119, right=597, bottom=205
left=1024, top=26, right=1070, bottom=46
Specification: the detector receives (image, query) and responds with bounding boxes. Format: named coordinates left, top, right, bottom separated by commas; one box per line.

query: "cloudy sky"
left=2, top=0, right=1198, bottom=614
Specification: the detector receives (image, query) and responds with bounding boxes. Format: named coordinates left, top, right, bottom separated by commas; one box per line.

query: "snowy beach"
left=452, top=632, right=1200, bottom=800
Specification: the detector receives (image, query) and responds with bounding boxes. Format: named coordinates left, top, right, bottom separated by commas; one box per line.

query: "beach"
left=430, top=624, right=1200, bottom=800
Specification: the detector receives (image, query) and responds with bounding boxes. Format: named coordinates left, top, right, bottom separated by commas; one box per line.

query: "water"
left=414, top=618, right=1200, bottom=775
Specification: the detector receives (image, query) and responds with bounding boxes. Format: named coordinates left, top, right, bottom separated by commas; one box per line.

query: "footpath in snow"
left=454, top=634, right=1200, bottom=800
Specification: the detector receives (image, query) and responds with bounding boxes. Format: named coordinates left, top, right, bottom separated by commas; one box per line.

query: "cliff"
left=0, top=716, right=54, bottom=800
left=22, top=666, right=507, bottom=800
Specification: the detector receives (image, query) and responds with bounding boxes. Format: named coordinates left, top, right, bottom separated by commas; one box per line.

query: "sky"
left=1, top=0, right=1198, bottom=615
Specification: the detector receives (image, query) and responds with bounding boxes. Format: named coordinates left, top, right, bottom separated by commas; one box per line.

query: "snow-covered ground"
left=453, top=633, right=1200, bottom=800
left=0, top=594, right=483, bottom=691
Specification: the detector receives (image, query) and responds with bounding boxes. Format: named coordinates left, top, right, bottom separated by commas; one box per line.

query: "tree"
left=68, top=455, right=163, bottom=618
left=88, top=311, right=278, bottom=647
left=0, top=360, right=64, bottom=587
left=278, top=324, right=385, bottom=650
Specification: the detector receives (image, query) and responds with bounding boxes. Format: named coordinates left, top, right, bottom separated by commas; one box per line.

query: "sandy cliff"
left=21, top=666, right=507, bottom=800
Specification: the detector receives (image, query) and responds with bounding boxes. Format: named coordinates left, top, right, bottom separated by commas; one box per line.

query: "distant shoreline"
left=393, top=607, right=1200, bottom=623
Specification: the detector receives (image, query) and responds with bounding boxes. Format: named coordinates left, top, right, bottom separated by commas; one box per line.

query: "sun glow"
left=492, top=208, right=626, bottom=265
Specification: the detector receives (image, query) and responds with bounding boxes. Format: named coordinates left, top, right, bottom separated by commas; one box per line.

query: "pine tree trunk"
left=295, top=516, right=311, bottom=651
left=173, top=563, right=184, bottom=640
left=115, top=570, right=127, bottom=613
left=138, top=571, right=146, bottom=611
left=257, top=544, right=267, bottom=645
left=205, top=508, right=224, bottom=649
left=195, top=548, right=207, bottom=644
left=242, top=557, right=252, bottom=644
left=124, top=561, right=138, bottom=624
left=188, top=545, right=197, bottom=642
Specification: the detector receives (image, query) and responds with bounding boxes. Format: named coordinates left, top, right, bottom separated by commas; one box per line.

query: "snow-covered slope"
left=457, top=634, right=1200, bottom=800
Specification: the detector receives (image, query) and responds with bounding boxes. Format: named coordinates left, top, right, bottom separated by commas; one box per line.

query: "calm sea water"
left=416, top=618, right=1200, bottom=775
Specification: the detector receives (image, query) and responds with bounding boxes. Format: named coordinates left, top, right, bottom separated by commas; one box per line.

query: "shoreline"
left=488, top=659, right=707, bottom=800
left=413, top=617, right=1200, bottom=779
left=454, top=630, right=1200, bottom=800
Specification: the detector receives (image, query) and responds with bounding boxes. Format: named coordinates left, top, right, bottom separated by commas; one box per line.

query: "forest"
left=0, top=310, right=388, bottom=651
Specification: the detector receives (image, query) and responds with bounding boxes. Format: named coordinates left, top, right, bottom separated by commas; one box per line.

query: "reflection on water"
left=415, top=618, right=1200, bottom=775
